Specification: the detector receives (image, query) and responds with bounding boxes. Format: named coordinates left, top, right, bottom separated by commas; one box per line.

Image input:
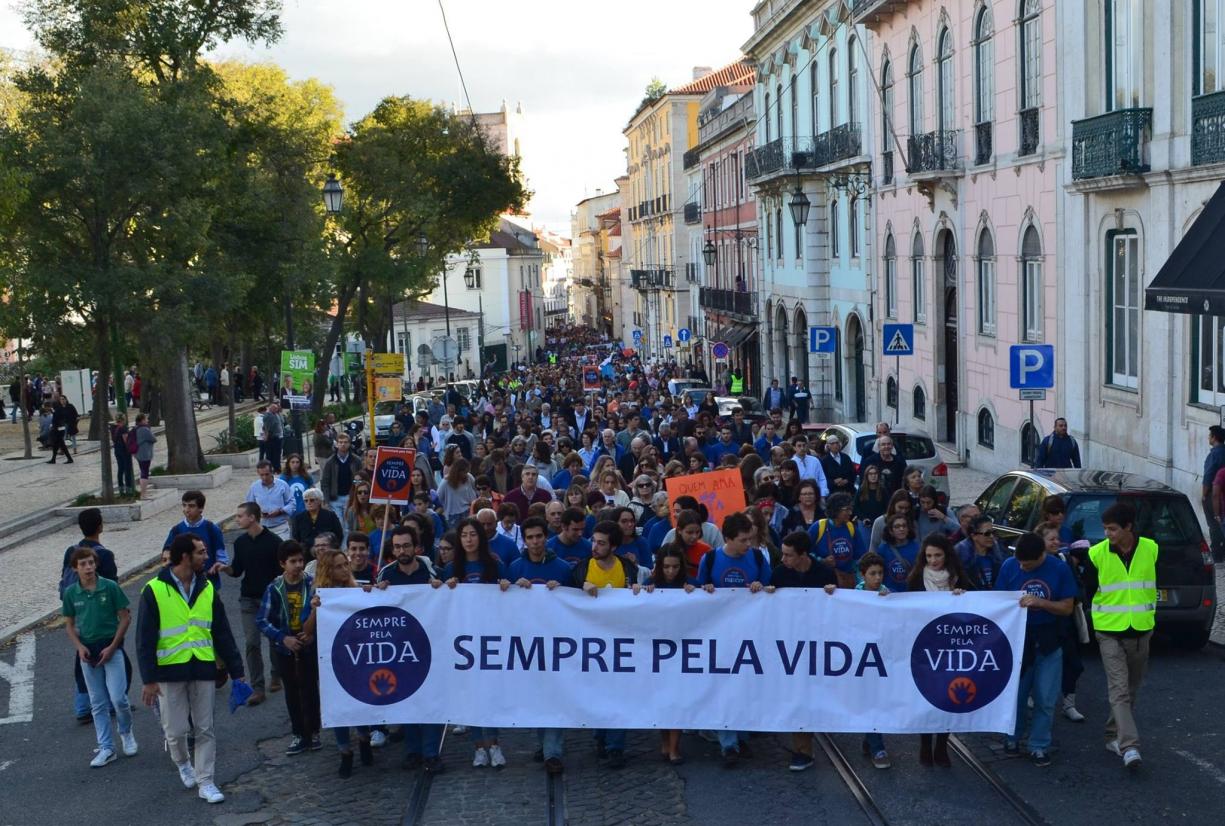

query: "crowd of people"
left=56, top=334, right=1157, bottom=807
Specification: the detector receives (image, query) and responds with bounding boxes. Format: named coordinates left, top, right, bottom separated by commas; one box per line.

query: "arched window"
left=764, top=90, right=772, bottom=141
left=1019, top=0, right=1041, bottom=110
left=908, top=44, right=924, bottom=134
left=1020, top=422, right=1040, bottom=466
left=886, top=376, right=898, bottom=408
left=776, top=209, right=784, bottom=260
left=977, top=227, right=996, bottom=336
left=810, top=62, right=820, bottom=135
left=765, top=206, right=773, bottom=258
left=1022, top=225, right=1043, bottom=341
left=829, top=49, right=840, bottom=126
left=974, top=6, right=994, bottom=125
left=913, top=386, right=926, bottom=420
left=850, top=196, right=860, bottom=257
left=881, top=59, right=894, bottom=150
left=937, top=28, right=954, bottom=133
left=977, top=408, right=995, bottom=449
left=911, top=232, right=927, bottom=323
left=831, top=198, right=840, bottom=258
left=776, top=83, right=784, bottom=141
left=790, top=74, right=799, bottom=139
left=834, top=327, right=844, bottom=401
left=885, top=233, right=898, bottom=318
left=848, top=39, right=860, bottom=125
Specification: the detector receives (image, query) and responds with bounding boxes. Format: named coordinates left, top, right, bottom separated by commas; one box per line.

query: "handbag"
left=1073, top=602, right=1091, bottom=644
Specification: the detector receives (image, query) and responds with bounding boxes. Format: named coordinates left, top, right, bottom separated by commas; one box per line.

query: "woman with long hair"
left=915, top=485, right=958, bottom=539
left=644, top=546, right=694, bottom=765
left=577, top=431, right=597, bottom=469
left=775, top=459, right=802, bottom=509
left=442, top=517, right=510, bottom=768
left=662, top=459, right=687, bottom=478
left=878, top=514, right=920, bottom=593
left=739, top=454, right=765, bottom=498
left=410, top=467, right=439, bottom=508
left=868, top=489, right=915, bottom=553
left=438, top=458, right=478, bottom=529
left=699, top=391, right=718, bottom=417
left=344, top=481, right=376, bottom=536
left=312, top=421, right=333, bottom=469
left=784, top=419, right=804, bottom=440
left=588, top=456, right=617, bottom=490
left=528, top=440, right=559, bottom=482
left=686, top=452, right=707, bottom=474
left=280, top=453, right=314, bottom=514
left=783, top=480, right=824, bottom=534
left=855, top=464, right=889, bottom=528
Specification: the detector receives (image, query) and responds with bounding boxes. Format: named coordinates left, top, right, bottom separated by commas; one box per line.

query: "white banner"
left=316, top=585, right=1027, bottom=734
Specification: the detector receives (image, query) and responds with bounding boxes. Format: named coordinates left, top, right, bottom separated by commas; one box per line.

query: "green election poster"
left=280, top=350, right=316, bottom=397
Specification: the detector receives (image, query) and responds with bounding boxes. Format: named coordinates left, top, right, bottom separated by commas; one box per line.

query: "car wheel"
left=1173, top=627, right=1212, bottom=651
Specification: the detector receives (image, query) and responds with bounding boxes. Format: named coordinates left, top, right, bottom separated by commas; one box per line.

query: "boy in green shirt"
left=62, top=546, right=137, bottom=767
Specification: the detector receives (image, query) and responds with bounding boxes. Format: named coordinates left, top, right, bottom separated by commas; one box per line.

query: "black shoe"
left=286, top=736, right=306, bottom=755
left=76, top=713, right=92, bottom=725
left=359, top=740, right=374, bottom=766
left=309, top=735, right=323, bottom=751
left=389, top=728, right=405, bottom=743
left=403, top=753, right=422, bottom=771
left=545, top=757, right=564, bottom=775
left=737, top=739, right=753, bottom=759
left=65, top=457, right=73, bottom=463
left=722, top=747, right=740, bottom=768
left=595, top=741, right=608, bottom=759
left=46, top=459, right=55, bottom=464
left=533, top=748, right=545, bottom=763
left=339, top=752, right=354, bottom=778
left=608, top=749, right=626, bottom=770
left=423, top=756, right=445, bottom=775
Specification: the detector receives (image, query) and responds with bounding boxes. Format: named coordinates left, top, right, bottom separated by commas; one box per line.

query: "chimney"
left=692, top=66, right=713, bottom=80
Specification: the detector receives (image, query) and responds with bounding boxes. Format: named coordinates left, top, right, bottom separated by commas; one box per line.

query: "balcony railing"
left=630, top=268, right=675, bottom=291
left=639, top=200, right=650, bottom=217
left=811, top=122, right=861, bottom=167
left=906, top=130, right=962, bottom=174
left=699, top=287, right=755, bottom=316
left=881, top=150, right=894, bottom=184
left=1193, top=91, right=1225, bottom=166
left=1018, top=108, right=1040, bottom=157
left=683, top=202, right=701, bottom=224
left=1071, top=107, right=1152, bottom=179
left=745, top=137, right=786, bottom=180
left=685, top=262, right=699, bottom=283
left=974, top=122, right=992, bottom=165
left=852, top=0, right=907, bottom=22
left=683, top=147, right=701, bottom=169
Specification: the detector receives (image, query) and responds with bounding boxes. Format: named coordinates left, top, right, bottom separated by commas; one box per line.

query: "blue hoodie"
left=508, top=552, right=575, bottom=585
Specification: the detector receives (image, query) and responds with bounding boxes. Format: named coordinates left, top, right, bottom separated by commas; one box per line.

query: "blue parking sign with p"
left=632, top=329, right=642, bottom=344
left=809, top=326, right=836, bottom=354
left=1009, top=344, right=1054, bottom=389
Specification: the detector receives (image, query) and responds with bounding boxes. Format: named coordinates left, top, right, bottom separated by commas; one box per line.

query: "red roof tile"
left=670, top=59, right=754, bottom=95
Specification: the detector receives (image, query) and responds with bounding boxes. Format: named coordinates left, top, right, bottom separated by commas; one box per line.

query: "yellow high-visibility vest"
left=730, top=375, right=744, bottom=394
left=146, top=578, right=216, bottom=666
left=1088, top=537, right=1158, bottom=633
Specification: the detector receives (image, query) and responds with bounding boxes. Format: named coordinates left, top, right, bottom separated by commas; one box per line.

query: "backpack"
left=699, top=547, right=768, bottom=586
left=813, top=518, right=855, bottom=544
left=58, top=564, right=79, bottom=597
left=126, top=428, right=139, bottom=455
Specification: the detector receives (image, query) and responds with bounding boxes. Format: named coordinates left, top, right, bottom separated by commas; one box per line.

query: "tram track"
left=400, top=727, right=449, bottom=826
left=546, top=764, right=569, bottom=826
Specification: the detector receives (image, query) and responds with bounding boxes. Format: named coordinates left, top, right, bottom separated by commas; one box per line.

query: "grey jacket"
left=135, top=425, right=156, bottom=462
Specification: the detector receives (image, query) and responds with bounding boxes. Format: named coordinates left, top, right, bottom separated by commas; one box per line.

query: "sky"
left=0, top=0, right=754, bottom=236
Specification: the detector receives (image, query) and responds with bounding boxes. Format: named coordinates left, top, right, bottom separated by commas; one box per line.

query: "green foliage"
left=644, top=77, right=667, bottom=103
left=209, top=413, right=258, bottom=453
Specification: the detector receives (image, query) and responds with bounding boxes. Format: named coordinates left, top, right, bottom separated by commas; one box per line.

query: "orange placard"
left=664, top=468, right=747, bottom=533
left=370, top=447, right=416, bottom=506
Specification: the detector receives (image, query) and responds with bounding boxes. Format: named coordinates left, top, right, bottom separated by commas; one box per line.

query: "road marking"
left=1173, top=748, right=1225, bottom=787
left=0, top=759, right=13, bottom=772
left=0, top=633, right=35, bottom=725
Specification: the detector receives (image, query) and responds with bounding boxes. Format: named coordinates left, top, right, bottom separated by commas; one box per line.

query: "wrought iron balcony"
left=811, top=122, right=862, bottom=167
left=745, top=138, right=786, bottom=181
left=639, top=200, right=650, bottom=217
left=974, top=122, right=992, bottom=165
left=906, top=130, right=962, bottom=175
left=683, top=202, right=701, bottom=224
left=852, top=0, right=909, bottom=23
left=881, top=150, right=894, bottom=184
left=683, top=147, right=701, bottom=170
left=630, top=268, right=675, bottom=291
left=699, top=287, right=756, bottom=316
left=1071, top=107, right=1151, bottom=179
left=1193, top=91, right=1225, bottom=166
left=1019, top=108, right=1040, bottom=157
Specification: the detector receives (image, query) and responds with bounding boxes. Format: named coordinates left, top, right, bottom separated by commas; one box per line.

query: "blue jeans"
left=82, top=654, right=132, bottom=752
left=333, top=725, right=370, bottom=753
left=717, top=730, right=746, bottom=752
left=539, top=728, right=565, bottom=760
left=468, top=726, right=499, bottom=745
left=596, top=729, right=626, bottom=752
left=405, top=724, right=444, bottom=758
left=1011, top=647, right=1063, bottom=752
left=863, top=733, right=886, bottom=754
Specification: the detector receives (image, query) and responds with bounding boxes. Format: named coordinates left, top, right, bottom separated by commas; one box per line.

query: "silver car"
left=812, top=423, right=950, bottom=498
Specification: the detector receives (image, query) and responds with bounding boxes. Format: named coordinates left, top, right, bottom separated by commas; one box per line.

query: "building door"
left=939, top=231, right=959, bottom=442
left=849, top=316, right=866, bottom=421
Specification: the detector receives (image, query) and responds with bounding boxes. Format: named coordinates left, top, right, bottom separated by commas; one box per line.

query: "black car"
left=974, top=469, right=1217, bottom=649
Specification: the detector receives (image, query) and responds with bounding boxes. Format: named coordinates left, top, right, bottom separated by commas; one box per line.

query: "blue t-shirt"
left=618, top=538, right=652, bottom=569
left=995, top=554, right=1076, bottom=626
left=967, top=552, right=1002, bottom=590
left=490, top=534, right=521, bottom=567
left=164, top=519, right=228, bottom=568
left=508, top=554, right=575, bottom=585
left=878, top=539, right=919, bottom=592
left=809, top=520, right=866, bottom=573
left=441, top=558, right=507, bottom=584
left=282, top=474, right=311, bottom=513
left=547, top=535, right=593, bottom=566
left=696, top=548, right=771, bottom=588
left=645, top=518, right=671, bottom=553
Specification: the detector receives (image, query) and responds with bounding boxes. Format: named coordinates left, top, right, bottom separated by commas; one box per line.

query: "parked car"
left=667, top=378, right=706, bottom=398
left=807, top=423, right=950, bottom=499
left=714, top=396, right=769, bottom=427
left=974, top=469, right=1217, bottom=649
left=371, top=399, right=406, bottom=446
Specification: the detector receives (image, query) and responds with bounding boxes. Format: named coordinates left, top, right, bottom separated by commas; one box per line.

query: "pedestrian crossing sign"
left=882, top=323, right=915, bottom=356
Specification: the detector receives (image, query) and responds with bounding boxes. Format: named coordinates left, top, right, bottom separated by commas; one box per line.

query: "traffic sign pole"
left=895, top=355, right=900, bottom=426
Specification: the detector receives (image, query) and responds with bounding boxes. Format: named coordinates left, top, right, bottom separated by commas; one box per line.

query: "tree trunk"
left=17, top=342, right=32, bottom=459
left=94, top=319, right=115, bottom=501
left=227, top=337, right=237, bottom=449
left=311, top=279, right=359, bottom=416
left=162, top=345, right=204, bottom=473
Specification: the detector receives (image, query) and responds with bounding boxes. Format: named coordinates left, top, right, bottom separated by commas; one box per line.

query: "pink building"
left=856, top=0, right=1058, bottom=472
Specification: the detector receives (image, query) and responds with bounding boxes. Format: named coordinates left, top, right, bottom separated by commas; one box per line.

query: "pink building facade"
left=856, top=0, right=1059, bottom=472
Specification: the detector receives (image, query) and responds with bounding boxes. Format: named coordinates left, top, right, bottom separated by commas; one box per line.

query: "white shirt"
left=254, top=415, right=265, bottom=441
left=794, top=454, right=830, bottom=496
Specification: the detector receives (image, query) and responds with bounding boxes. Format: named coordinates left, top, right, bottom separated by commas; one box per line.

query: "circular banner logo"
left=910, top=612, right=1013, bottom=714
left=376, top=456, right=411, bottom=494
left=331, top=607, right=431, bottom=705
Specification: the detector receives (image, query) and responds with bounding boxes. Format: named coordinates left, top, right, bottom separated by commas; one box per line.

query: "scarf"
left=923, top=567, right=952, bottom=592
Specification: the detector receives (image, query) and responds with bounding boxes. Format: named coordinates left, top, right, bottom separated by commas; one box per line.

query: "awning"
left=1146, top=181, right=1225, bottom=315
left=709, top=323, right=757, bottom=348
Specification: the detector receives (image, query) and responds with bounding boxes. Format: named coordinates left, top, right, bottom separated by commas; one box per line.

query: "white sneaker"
left=1123, top=748, right=1142, bottom=769
left=90, top=749, right=117, bottom=768
left=1062, top=695, right=1086, bottom=722
left=121, top=731, right=138, bottom=756
left=453, top=725, right=468, bottom=735
left=177, top=762, right=198, bottom=788
left=369, top=730, right=387, bottom=748
left=489, top=744, right=507, bottom=768
left=1105, top=740, right=1121, bottom=757
left=198, top=783, right=225, bottom=804
left=472, top=747, right=489, bottom=768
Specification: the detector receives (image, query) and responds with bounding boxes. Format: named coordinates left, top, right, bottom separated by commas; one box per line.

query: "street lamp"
left=463, top=268, right=476, bottom=289
left=702, top=238, right=717, bottom=267
left=417, top=234, right=429, bottom=258
left=322, top=173, right=344, bottom=214
left=788, top=186, right=811, bottom=228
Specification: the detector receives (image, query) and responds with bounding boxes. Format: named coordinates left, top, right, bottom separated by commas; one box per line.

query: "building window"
left=937, top=28, right=954, bottom=133
left=974, top=7, right=994, bottom=126
left=886, top=376, right=898, bottom=408
left=881, top=59, right=893, bottom=151
left=911, top=232, right=927, bottom=324
left=1020, top=0, right=1041, bottom=109
left=885, top=233, right=898, bottom=318
left=1194, top=315, right=1225, bottom=405
left=1022, top=225, right=1043, bottom=342
left=466, top=267, right=482, bottom=289
left=913, top=385, right=927, bottom=420
left=457, top=327, right=470, bottom=353
left=908, top=44, right=924, bottom=134
left=790, top=75, right=799, bottom=140
left=776, top=83, right=784, bottom=141
left=1020, top=422, right=1040, bottom=466
left=834, top=328, right=843, bottom=401
left=831, top=198, right=840, bottom=258
left=1106, top=0, right=1144, bottom=110
left=977, top=408, right=995, bottom=449
left=1197, top=0, right=1225, bottom=94
left=764, top=91, right=772, bottom=141
left=794, top=212, right=802, bottom=261
left=765, top=209, right=773, bottom=259
left=977, top=228, right=996, bottom=336
left=776, top=209, right=784, bottom=261
left=849, top=197, right=860, bottom=257
left=1107, top=231, right=1140, bottom=388
left=848, top=39, right=859, bottom=125
left=811, top=63, right=820, bottom=135
left=829, top=49, right=840, bottom=126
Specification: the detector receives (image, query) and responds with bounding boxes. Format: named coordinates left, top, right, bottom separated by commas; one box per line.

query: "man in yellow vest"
left=138, top=534, right=245, bottom=804
left=1084, top=501, right=1156, bottom=770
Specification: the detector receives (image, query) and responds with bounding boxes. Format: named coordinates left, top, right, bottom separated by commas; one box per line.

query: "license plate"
left=1157, top=589, right=1169, bottom=605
